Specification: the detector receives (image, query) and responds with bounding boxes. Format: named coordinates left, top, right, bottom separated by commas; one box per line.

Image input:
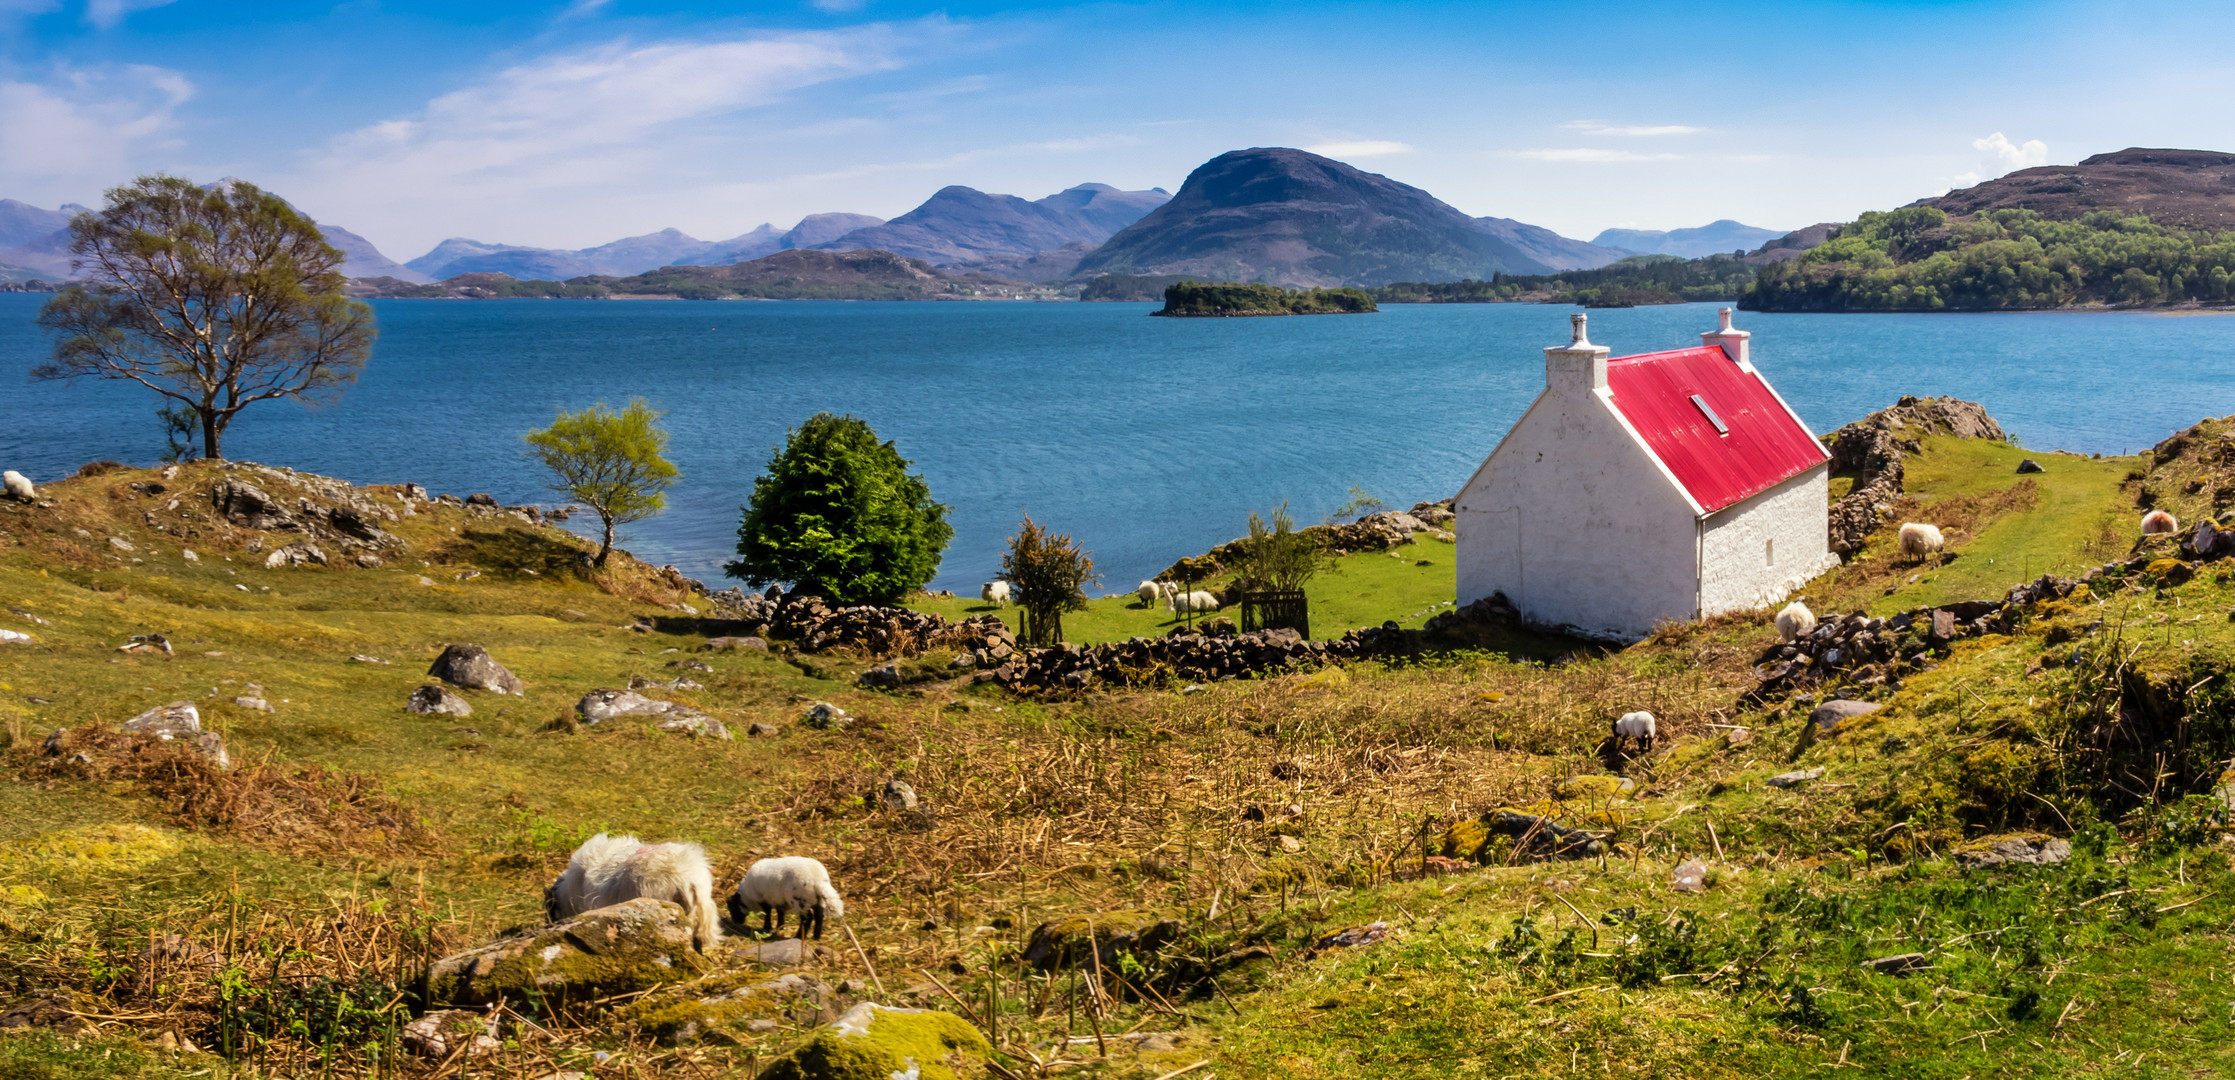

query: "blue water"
left=6, top=296, right=2234, bottom=591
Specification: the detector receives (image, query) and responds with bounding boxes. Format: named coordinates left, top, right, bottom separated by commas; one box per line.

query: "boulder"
left=578, top=689, right=671, bottom=723
left=1767, top=768, right=1824, bottom=789
left=420, top=898, right=711, bottom=1008
left=2016, top=458, right=2044, bottom=474
left=401, top=1009, right=499, bottom=1059
left=656, top=711, right=732, bottom=740
left=879, top=779, right=918, bottom=812
left=408, top=684, right=473, bottom=717
left=1954, top=835, right=2072, bottom=869
left=701, top=636, right=768, bottom=652
left=1672, top=859, right=1707, bottom=893
left=804, top=702, right=849, bottom=730
left=617, top=970, right=835, bottom=1046
left=428, top=644, right=524, bottom=695
left=466, top=493, right=499, bottom=507
left=122, top=701, right=201, bottom=741
left=212, top=479, right=294, bottom=529
left=1022, top=910, right=1182, bottom=971
left=1808, top=699, right=1881, bottom=733
left=0, top=628, right=31, bottom=645
left=748, top=722, right=781, bottom=738
left=757, top=1003, right=990, bottom=1080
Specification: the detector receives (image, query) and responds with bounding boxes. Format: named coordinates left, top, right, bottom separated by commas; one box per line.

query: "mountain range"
left=1, top=149, right=1790, bottom=290
left=1916, top=147, right=2235, bottom=231
left=1592, top=220, right=1788, bottom=259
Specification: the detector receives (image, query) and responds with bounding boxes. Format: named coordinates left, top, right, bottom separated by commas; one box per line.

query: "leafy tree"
left=729, top=413, right=952, bottom=603
left=34, top=175, right=375, bottom=460
left=1236, top=501, right=1330, bottom=592
left=523, top=398, right=680, bottom=568
left=1000, top=515, right=1097, bottom=645
left=1328, top=485, right=1386, bottom=522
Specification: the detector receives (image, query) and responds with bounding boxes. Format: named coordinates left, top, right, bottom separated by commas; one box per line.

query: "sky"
left=2, top=0, right=2231, bottom=262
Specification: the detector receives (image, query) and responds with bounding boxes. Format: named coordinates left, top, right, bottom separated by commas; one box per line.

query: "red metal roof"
left=1603, top=345, right=1827, bottom=513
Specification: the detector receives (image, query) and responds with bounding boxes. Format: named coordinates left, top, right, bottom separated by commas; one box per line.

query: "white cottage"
left=1455, top=309, right=1838, bottom=641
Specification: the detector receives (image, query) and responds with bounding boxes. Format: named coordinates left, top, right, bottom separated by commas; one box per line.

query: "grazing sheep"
left=1136, top=580, right=1172, bottom=606
left=727, top=856, right=845, bottom=940
left=545, top=833, right=721, bottom=952
left=981, top=581, right=1011, bottom=607
left=2142, top=509, right=2179, bottom=535
left=1775, top=600, right=1817, bottom=643
left=1168, top=589, right=1221, bottom=614
left=1, top=471, right=31, bottom=502
left=1611, top=710, right=1658, bottom=753
left=1898, top=522, right=1945, bottom=563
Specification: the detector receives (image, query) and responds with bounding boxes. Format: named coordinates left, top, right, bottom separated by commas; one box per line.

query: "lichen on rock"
left=617, top=969, right=835, bottom=1045
left=419, top=897, right=711, bottom=1009
left=1022, top=910, right=1181, bottom=971
left=757, top=1002, right=990, bottom=1080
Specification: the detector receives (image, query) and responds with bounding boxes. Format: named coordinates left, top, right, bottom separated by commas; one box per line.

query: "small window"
left=1691, top=394, right=1729, bottom=435
left=1766, top=538, right=1775, bottom=567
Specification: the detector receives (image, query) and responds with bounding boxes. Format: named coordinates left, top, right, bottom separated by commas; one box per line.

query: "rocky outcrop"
left=428, top=644, right=524, bottom=695
left=120, top=701, right=229, bottom=768
left=420, top=898, right=712, bottom=1009
left=1023, top=911, right=1182, bottom=971
left=407, top=684, right=472, bottom=717
left=616, top=970, right=837, bottom=1046
left=1824, top=396, right=2007, bottom=555
left=756, top=1002, right=990, bottom=1080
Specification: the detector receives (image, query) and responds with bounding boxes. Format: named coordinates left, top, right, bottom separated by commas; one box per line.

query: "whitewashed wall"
left=1696, top=463, right=1840, bottom=616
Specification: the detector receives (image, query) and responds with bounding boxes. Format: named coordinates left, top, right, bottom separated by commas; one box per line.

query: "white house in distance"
left=1455, top=309, right=1838, bottom=641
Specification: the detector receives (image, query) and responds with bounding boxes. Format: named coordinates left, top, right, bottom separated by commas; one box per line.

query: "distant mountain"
left=1473, top=216, right=1630, bottom=271
left=1071, top=148, right=1553, bottom=287
left=593, top=249, right=1020, bottom=300
left=681, top=214, right=885, bottom=267
left=815, top=184, right=1168, bottom=268
left=1739, top=223, right=1839, bottom=266
left=783, top=213, right=884, bottom=249
left=1917, top=147, right=2235, bottom=231
left=1590, top=220, right=1786, bottom=259
left=316, top=223, right=429, bottom=283
left=0, top=199, right=79, bottom=249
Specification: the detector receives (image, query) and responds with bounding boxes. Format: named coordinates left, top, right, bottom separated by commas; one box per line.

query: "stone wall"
left=1823, top=396, right=2007, bottom=555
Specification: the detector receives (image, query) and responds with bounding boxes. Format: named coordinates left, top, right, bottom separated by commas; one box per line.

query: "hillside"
left=1475, top=216, right=1630, bottom=270
left=1920, top=147, right=2235, bottom=231
left=586, top=248, right=1019, bottom=300
left=814, top=183, right=1167, bottom=268
left=1072, top=147, right=1556, bottom=287
left=1593, top=219, right=1787, bottom=259
left=10, top=408, right=2235, bottom=1078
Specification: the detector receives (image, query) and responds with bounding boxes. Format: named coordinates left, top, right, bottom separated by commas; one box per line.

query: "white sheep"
left=2142, top=509, right=2179, bottom=535
left=1168, top=589, right=1220, bottom=614
left=1898, top=522, right=1945, bottom=563
left=1136, top=580, right=1170, bottom=606
left=1, top=471, right=32, bottom=502
left=728, top=856, right=845, bottom=940
left=1611, top=710, right=1658, bottom=753
left=1775, top=600, right=1817, bottom=643
left=545, top=833, right=721, bottom=952
left=981, top=581, right=1011, bottom=607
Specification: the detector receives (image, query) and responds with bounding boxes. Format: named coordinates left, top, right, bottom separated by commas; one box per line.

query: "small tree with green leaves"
left=1237, top=502, right=1330, bottom=592
left=523, top=398, right=679, bottom=568
left=729, top=413, right=952, bottom=604
left=1000, top=515, right=1097, bottom=646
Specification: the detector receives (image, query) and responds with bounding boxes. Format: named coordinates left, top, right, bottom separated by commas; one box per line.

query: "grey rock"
left=407, top=684, right=473, bottom=717
left=1954, top=836, right=2072, bottom=869
left=1767, top=767, right=1824, bottom=789
left=857, top=661, right=901, bottom=689
left=428, top=644, right=524, bottom=695
left=577, top=688, right=670, bottom=722
left=1672, top=859, right=1707, bottom=893
left=122, top=700, right=202, bottom=739
left=212, top=479, right=294, bottom=529
left=108, top=536, right=134, bottom=552
left=656, top=711, right=732, bottom=740
left=350, top=654, right=389, bottom=664
left=400, top=1009, right=499, bottom=1060
left=420, top=898, right=710, bottom=1008
left=465, top=493, right=498, bottom=507
left=263, top=541, right=327, bottom=569
left=665, top=658, right=715, bottom=672
left=803, top=702, right=849, bottom=730
left=747, top=722, right=781, bottom=738
left=2016, top=458, right=2044, bottom=474
left=1931, top=609, right=1955, bottom=640
left=233, top=696, right=272, bottom=712
left=880, top=779, right=919, bottom=812
left=700, top=635, right=768, bottom=652
left=1808, top=699, right=1881, bottom=733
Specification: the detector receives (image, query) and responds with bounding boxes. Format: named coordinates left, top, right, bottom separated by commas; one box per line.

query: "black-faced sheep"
left=545, top=833, right=721, bottom=952
left=727, top=856, right=844, bottom=940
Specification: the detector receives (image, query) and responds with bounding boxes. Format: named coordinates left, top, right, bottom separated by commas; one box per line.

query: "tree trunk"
left=595, top=513, right=615, bottom=567
left=201, top=408, right=221, bottom=460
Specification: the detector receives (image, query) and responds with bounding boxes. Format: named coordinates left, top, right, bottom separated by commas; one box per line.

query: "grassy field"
left=4, top=428, right=2234, bottom=1079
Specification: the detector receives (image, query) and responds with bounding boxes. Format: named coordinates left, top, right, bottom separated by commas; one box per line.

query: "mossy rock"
left=419, top=897, right=712, bottom=1009
left=2145, top=558, right=2193, bottom=585
left=759, top=1002, right=989, bottom=1080
left=1440, top=818, right=1489, bottom=861
left=617, top=969, right=835, bottom=1045
left=1022, top=910, right=1181, bottom=971
left=0, top=824, right=182, bottom=877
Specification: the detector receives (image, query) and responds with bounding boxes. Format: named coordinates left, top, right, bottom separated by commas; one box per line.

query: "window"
left=1691, top=394, right=1729, bottom=435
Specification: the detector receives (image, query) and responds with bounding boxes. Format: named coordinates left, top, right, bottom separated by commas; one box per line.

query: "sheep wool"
left=1898, top=522, right=1945, bottom=560
left=546, top=833, right=721, bottom=952
left=2141, top=509, right=2179, bottom=535
left=981, top=581, right=1011, bottom=607
left=729, top=856, right=845, bottom=940
left=1775, top=601, right=1817, bottom=643
left=1, top=471, right=32, bottom=502
left=1612, top=710, right=1658, bottom=750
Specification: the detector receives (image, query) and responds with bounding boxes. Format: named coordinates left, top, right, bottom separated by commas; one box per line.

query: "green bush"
left=728, top=413, right=952, bottom=604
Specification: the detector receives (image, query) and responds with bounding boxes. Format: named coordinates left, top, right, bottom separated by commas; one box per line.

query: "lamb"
left=1898, top=522, right=1945, bottom=563
left=1775, top=600, right=1817, bottom=643
left=727, top=856, right=845, bottom=940
left=544, top=833, right=721, bottom=952
left=1, top=471, right=31, bottom=502
left=981, top=580, right=1011, bottom=607
left=1168, top=589, right=1220, bottom=614
left=2141, top=509, right=2179, bottom=535
left=1611, top=710, right=1658, bottom=753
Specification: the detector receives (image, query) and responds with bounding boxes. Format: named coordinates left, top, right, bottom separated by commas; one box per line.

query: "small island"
left=1152, top=280, right=1377, bottom=317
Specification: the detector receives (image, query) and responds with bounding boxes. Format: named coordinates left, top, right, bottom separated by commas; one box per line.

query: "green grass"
left=903, top=533, right=1463, bottom=644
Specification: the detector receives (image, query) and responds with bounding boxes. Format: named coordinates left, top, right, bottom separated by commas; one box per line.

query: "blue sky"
left=2, top=0, right=2229, bottom=261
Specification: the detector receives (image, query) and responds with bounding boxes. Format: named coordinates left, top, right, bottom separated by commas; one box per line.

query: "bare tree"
left=34, top=175, right=376, bottom=460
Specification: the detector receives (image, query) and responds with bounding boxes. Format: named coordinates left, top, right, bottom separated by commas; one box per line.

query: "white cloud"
left=1563, top=120, right=1704, bottom=137
left=1948, top=131, right=2048, bottom=189
left=84, top=0, right=177, bottom=29
left=0, top=63, right=192, bottom=201
left=1303, top=139, right=1413, bottom=159
left=1516, top=148, right=1680, bottom=163
left=294, top=25, right=912, bottom=245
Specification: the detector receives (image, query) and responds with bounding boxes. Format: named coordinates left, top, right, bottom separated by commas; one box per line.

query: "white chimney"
left=1701, top=306, right=1750, bottom=365
left=1544, top=312, right=1609, bottom=394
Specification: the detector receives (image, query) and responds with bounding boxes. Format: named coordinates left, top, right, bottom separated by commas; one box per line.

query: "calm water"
left=5, top=296, right=2233, bottom=591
